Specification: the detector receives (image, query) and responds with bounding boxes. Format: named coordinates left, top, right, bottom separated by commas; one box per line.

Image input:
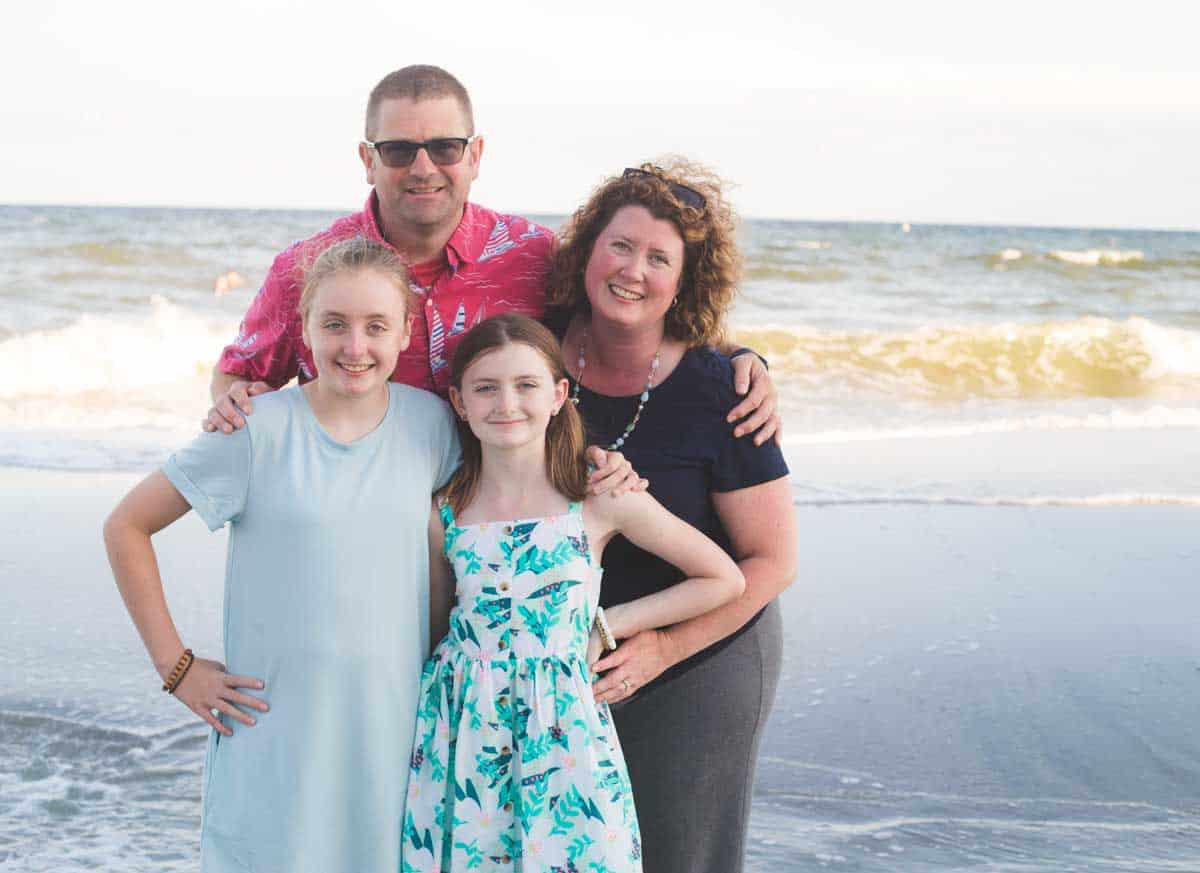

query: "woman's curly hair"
left=546, top=157, right=741, bottom=347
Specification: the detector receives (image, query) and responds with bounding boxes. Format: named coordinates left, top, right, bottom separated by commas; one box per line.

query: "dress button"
left=503, top=802, right=512, bottom=812
left=502, top=854, right=511, bottom=863
left=498, top=639, right=507, bottom=650
left=498, top=696, right=509, bottom=706
left=501, top=745, right=510, bottom=754
left=503, top=524, right=513, bottom=535
left=499, top=582, right=509, bottom=591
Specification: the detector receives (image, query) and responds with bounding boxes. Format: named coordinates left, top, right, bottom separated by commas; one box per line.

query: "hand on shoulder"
left=203, top=379, right=275, bottom=434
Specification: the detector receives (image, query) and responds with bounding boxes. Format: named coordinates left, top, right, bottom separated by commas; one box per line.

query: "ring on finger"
left=621, top=678, right=631, bottom=694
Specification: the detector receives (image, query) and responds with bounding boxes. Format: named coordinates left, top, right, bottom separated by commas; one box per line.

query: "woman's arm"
left=427, top=502, right=454, bottom=653
left=592, top=476, right=796, bottom=703
left=593, top=491, right=745, bottom=641
left=103, top=471, right=267, bottom=736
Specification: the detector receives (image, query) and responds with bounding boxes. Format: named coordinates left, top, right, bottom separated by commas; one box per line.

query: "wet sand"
left=3, top=467, right=1199, bottom=870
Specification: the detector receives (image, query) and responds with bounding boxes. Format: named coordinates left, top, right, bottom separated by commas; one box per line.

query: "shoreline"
left=4, top=467, right=1199, bottom=871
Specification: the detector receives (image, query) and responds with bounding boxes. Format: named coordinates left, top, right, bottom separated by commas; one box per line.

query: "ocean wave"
left=22, top=240, right=207, bottom=268
left=761, top=239, right=831, bottom=251
left=781, top=407, right=1200, bottom=443
left=978, top=248, right=1200, bottom=272
left=0, top=708, right=207, bottom=871
left=1048, top=249, right=1145, bottom=267
left=750, top=791, right=1200, bottom=871
left=744, top=265, right=848, bottom=283
left=792, top=492, right=1200, bottom=508
left=734, top=317, right=1200, bottom=400
left=0, top=296, right=235, bottom=400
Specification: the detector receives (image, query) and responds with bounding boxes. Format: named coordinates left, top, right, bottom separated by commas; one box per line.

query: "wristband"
left=593, top=607, right=618, bottom=652
left=162, top=648, right=195, bottom=694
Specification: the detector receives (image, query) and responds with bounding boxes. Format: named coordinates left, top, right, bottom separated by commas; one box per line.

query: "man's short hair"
left=365, top=65, right=475, bottom=139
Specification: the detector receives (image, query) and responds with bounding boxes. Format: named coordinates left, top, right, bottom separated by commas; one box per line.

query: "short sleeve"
left=432, top=401, right=462, bottom=491
left=712, top=431, right=789, bottom=493
left=215, top=247, right=303, bottom=388
left=703, top=353, right=789, bottom=493
left=162, top=428, right=252, bottom=531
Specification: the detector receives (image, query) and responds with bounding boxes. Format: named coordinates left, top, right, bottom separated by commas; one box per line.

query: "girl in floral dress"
left=402, top=314, right=744, bottom=873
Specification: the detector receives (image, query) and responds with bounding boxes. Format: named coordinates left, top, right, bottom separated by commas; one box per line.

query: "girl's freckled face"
left=301, top=268, right=411, bottom=401
left=453, top=344, right=566, bottom=450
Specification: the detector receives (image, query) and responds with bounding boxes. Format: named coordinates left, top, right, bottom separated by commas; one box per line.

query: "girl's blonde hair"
left=443, top=314, right=589, bottom=515
left=298, top=236, right=414, bottom=323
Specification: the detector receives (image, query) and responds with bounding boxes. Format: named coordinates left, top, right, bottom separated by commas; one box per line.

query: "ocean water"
left=3, top=204, right=1200, bottom=497
left=2, top=205, right=1199, bottom=871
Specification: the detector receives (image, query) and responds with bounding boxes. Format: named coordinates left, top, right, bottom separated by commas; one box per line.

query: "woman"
left=545, top=159, right=798, bottom=873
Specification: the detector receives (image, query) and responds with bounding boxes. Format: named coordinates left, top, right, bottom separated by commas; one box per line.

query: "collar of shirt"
left=362, top=191, right=491, bottom=278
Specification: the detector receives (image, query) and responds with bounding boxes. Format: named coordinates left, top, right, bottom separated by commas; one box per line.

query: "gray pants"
left=613, top=600, right=783, bottom=873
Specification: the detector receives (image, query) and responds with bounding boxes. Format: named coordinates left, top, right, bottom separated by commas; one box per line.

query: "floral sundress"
left=401, top=500, right=642, bottom=872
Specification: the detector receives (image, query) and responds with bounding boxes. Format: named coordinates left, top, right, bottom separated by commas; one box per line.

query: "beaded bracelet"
left=593, top=607, right=618, bottom=652
left=162, top=648, right=195, bottom=694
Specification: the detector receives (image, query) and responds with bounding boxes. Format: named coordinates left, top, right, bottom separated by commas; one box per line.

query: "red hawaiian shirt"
left=217, top=193, right=555, bottom=397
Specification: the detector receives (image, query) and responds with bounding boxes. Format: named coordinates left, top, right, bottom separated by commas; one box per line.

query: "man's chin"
left=399, top=203, right=460, bottom=228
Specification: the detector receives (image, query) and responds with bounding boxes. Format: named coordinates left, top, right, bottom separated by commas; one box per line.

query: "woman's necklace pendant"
left=570, top=327, right=661, bottom=451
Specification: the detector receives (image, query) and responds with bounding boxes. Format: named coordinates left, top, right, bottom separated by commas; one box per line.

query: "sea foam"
left=781, top=406, right=1200, bottom=444
left=734, top=317, right=1200, bottom=401
left=1048, top=249, right=1145, bottom=266
left=0, top=296, right=234, bottom=400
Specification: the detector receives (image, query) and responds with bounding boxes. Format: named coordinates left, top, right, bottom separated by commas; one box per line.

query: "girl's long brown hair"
left=443, top=314, right=589, bottom=515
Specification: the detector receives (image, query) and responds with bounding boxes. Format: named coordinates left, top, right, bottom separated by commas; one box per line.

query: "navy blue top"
left=570, top=344, right=790, bottom=684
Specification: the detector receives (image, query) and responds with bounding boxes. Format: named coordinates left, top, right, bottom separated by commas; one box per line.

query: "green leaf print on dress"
left=403, top=502, right=642, bottom=872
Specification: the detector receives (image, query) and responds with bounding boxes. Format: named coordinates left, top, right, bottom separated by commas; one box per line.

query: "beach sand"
left=3, top=465, right=1199, bottom=871
left=753, top=500, right=1200, bottom=869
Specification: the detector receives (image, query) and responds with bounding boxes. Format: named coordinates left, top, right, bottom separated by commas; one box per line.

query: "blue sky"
left=4, top=0, right=1198, bottom=228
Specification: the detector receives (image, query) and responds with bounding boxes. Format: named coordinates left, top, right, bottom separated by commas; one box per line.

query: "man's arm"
left=712, top=339, right=779, bottom=443
left=204, top=248, right=306, bottom=432
left=210, top=369, right=239, bottom=404
left=204, top=368, right=274, bottom=434
left=725, top=350, right=780, bottom=445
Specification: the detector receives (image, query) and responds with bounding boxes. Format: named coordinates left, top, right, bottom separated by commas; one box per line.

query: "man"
left=205, top=64, right=777, bottom=440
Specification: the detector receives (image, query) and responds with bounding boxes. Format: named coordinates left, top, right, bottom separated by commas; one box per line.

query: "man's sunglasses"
left=363, top=136, right=477, bottom=168
left=622, top=168, right=706, bottom=210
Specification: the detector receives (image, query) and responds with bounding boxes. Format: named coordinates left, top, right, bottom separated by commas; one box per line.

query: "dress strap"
left=436, top=495, right=455, bottom=531
left=566, top=501, right=595, bottom=568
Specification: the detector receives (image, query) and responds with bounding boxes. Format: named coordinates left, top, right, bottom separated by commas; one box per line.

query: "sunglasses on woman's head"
left=364, top=137, right=477, bottom=168
left=622, top=168, right=707, bottom=210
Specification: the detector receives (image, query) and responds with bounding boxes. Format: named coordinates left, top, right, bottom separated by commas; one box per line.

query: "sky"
left=3, top=0, right=1199, bottom=229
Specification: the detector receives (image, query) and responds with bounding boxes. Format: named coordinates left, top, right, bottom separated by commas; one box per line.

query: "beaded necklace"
left=569, top=326, right=661, bottom=451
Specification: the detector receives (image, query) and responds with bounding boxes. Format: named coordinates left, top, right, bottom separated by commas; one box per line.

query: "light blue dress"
left=163, top=383, right=460, bottom=873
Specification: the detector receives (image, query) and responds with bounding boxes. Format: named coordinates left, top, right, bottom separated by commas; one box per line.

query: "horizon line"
left=2, top=199, right=1197, bottom=235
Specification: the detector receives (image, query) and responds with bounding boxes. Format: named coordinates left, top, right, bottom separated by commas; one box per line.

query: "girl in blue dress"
left=105, top=238, right=461, bottom=873
left=401, top=314, right=745, bottom=873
